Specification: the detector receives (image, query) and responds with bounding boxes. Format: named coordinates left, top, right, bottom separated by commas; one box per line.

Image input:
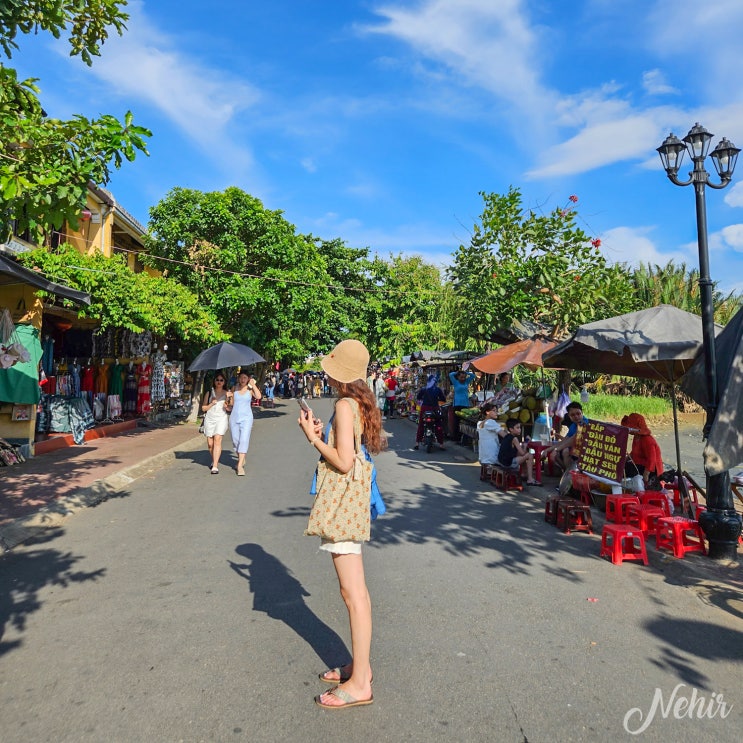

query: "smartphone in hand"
left=298, top=397, right=311, bottom=413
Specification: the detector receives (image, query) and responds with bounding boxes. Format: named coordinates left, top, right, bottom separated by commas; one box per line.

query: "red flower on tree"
left=591, top=237, right=602, bottom=248
left=569, top=194, right=578, bottom=203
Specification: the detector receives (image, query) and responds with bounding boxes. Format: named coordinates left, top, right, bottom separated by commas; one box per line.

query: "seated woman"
left=621, top=413, right=664, bottom=485
left=477, top=402, right=505, bottom=465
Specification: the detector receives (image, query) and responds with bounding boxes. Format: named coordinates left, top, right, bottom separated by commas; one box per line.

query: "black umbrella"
left=189, top=342, right=265, bottom=371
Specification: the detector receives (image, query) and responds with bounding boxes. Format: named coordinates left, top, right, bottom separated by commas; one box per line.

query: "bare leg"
left=236, top=452, right=246, bottom=473
left=206, top=436, right=215, bottom=464
left=212, top=434, right=223, bottom=469
left=317, top=553, right=372, bottom=706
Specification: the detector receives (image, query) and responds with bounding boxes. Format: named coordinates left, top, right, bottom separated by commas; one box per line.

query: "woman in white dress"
left=202, top=373, right=231, bottom=474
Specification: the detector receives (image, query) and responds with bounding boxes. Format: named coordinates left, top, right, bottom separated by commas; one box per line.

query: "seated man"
left=544, top=401, right=587, bottom=471
left=497, top=417, right=539, bottom=485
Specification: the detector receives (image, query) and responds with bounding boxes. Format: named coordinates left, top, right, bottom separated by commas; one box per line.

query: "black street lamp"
left=657, top=122, right=742, bottom=560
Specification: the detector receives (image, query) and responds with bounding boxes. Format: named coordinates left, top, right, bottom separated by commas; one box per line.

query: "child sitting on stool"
left=498, top=417, right=540, bottom=486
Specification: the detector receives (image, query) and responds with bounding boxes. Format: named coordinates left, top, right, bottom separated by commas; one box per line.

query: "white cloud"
left=720, top=224, right=743, bottom=251
left=599, top=225, right=692, bottom=268
left=526, top=115, right=662, bottom=178
left=73, top=2, right=259, bottom=170
left=724, top=182, right=743, bottom=208
left=301, top=158, right=317, bottom=173
left=642, top=69, right=677, bottom=96
left=365, top=0, right=554, bottom=120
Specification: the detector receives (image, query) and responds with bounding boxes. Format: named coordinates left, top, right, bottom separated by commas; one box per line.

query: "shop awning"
left=0, top=252, right=91, bottom=306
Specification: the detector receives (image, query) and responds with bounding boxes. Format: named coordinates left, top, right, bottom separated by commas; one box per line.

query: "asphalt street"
left=1, top=399, right=741, bottom=742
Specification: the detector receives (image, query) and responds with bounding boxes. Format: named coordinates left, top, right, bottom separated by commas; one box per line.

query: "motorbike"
left=421, top=408, right=440, bottom=453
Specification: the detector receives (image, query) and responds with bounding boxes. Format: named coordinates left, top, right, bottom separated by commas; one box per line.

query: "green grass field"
left=581, top=393, right=671, bottom=422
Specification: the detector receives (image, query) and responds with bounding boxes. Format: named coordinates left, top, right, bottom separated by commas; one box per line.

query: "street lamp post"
left=657, top=123, right=743, bottom=560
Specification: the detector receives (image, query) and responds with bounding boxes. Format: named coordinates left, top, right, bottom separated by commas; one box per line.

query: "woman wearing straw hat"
left=298, top=339, right=386, bottom=709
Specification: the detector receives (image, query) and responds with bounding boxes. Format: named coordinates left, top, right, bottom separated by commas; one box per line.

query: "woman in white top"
left=201, top=373, right=231, bottom=474
left=477, top=402, right=505, bottom=465
left=225, top=371, right=261, bottom=476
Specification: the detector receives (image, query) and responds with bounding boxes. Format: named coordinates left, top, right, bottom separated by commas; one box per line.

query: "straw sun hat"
left=321, top=339, right=370, bottom=383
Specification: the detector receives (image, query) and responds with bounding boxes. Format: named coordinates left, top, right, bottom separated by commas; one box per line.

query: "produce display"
left=454, top=386, right=551, bottom=437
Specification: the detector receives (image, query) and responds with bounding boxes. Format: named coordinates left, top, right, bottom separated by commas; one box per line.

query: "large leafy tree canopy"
left=368, top=254, right=454, bottom=360
left=448, top=187, right=636, bottom=342
left=0, top=0, right=150, bottom=242
left=144, top=187, right=341, bottom=364
left=17, top=244, right=225, bottom=347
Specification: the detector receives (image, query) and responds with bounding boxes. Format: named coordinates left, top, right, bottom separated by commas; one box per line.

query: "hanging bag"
left=305, top=398, right=373, bottom=543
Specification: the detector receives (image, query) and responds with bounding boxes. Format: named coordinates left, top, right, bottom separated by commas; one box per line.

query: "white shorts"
left=319, top=539, right=362, bottom=555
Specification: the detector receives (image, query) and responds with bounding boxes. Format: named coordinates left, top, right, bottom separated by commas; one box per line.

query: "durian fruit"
left=519, top=408, right=531, bottom=424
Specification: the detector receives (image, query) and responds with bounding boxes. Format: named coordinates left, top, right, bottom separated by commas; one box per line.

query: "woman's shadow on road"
left=229, top=543, right=348, bottom=668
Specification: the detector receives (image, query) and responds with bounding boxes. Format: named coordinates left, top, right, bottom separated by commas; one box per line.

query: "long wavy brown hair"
left=334, top=379, right=387, bottom=455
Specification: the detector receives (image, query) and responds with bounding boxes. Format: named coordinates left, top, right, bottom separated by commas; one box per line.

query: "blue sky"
left=11, top=0, right=743, bottom=293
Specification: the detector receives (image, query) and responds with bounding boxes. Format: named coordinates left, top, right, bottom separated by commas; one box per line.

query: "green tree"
left=449, top=187, right=636, bottom=342
left=17, top=244, right=225, bottom=346
left=144, top=187, right=338, bottom=364
left=369, top=254, right=454, bottom=359
left=630, top=261, right=742, bottom=325
left=0, top=0, right=150, bottom=242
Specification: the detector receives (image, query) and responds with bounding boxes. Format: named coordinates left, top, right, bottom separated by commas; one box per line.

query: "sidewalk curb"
left=0, top=433, right=205, bottom=555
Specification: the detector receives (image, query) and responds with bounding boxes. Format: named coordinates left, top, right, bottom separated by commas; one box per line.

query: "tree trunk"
left=187, top=370, right=205, bottom=422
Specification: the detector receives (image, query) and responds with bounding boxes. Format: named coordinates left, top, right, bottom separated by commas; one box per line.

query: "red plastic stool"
left=600, top=524, right=649, bottom=565
left=545, top=495, right=574, bottom=524
left=605, top=494, right=640, bottom=524
left=626, top=504, right=665, bottom=535
left=480, top=463, right=494, bottom=481
left=638, top=492, right=673, bottom=516
left=493, top=466, right=523, bottom=492
left=570, top=471, right=593, bottom=506
left=655, top=516, right=707, bottom=558
left=557, top=500, right=593, bottom=534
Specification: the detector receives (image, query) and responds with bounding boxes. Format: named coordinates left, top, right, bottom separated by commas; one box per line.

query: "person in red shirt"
left=621, top=412, right=664, bottom=485
left=384, top=373, right=398, bottom=419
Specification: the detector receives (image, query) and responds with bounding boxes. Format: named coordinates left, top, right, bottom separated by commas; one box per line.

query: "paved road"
left=1, top=400, right=741, bottom=742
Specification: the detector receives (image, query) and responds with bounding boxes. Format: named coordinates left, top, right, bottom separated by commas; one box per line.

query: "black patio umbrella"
left=188, top=342, right=265, bottom=371
left=542, top=305, right=715, bottom=490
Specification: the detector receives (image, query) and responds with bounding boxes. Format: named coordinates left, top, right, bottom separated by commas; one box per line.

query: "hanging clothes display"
left=41, top=335, right=55, bottom=377
left=81, top=364, right=95, bottom=393
left=123, top=364, right=138, bottom=414
left=137, top=361, right=152, bottom=415
left=107, top=394, right=122, bottom=419
left=109, top=362, right=125, bottom=397
left=69, top=361, right=81, bottom=397
left=151, top=349, right=167, bottom=403
left=95, top=363, right=110, bottom=394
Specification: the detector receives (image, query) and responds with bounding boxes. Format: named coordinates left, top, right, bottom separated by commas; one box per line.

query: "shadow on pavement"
left=0, top=530, right=106, bottom=658
left=643, top=616, right=743, bottom=689
left=0, top=454, right=134, bottom=525
left=229, top=543, right=349, bottom=667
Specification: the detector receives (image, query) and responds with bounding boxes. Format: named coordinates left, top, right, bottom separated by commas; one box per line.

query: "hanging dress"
left=95, top=363, right=110, bottom=394
left=137, top=363, right=152, bottom=415
left=81, top=365, right=95, bottom=393
left=123, top=366, right=138, bottom=414
left=151, top=351, right=166, bottom=403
